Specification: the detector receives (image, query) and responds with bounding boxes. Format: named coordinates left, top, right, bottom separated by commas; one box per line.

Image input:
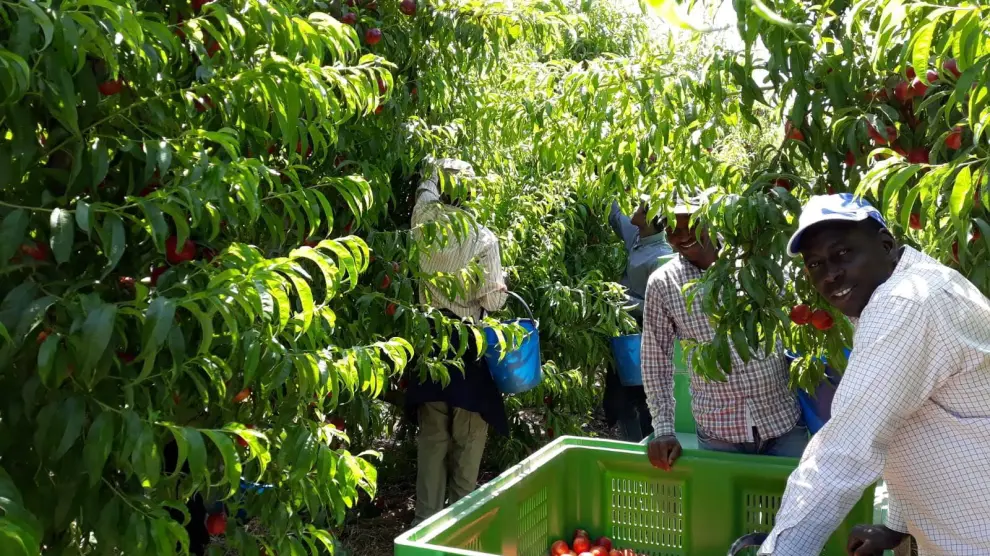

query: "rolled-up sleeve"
left=759, top=296, right=945, bottom=554
left=609, top=200, right=639, bottom=250
left=642, top=273, right=677, bottom=437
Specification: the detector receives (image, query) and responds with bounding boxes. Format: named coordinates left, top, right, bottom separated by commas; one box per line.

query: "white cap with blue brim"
left=786, top=193, right=887, bottom=257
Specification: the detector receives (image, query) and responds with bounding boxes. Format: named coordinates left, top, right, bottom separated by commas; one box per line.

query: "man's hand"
left=647, top=435, right=682, bottom=471
left=846, top=525, right=907, bottom=556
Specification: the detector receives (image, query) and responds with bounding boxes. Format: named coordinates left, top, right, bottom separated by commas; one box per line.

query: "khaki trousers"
left=413, top=402, right=489, bottom=523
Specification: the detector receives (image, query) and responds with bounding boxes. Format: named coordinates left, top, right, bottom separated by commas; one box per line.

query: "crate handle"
left=726, top=532, right=768, bottom=555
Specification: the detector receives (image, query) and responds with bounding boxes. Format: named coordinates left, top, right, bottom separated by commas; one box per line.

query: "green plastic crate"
left=395, top=437, right=875, bottom=556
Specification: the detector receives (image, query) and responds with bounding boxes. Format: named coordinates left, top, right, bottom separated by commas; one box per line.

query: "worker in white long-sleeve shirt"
left=405, top=158, right=509, bottom=526
left=759, top=193, right=990, bottom=555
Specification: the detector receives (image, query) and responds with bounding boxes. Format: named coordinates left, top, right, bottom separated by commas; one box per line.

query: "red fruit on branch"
left=118, top=276, right=135, bottom=289
left=195, top=95, right=214, bottom=112
left=893, top=81, right=914, bottom=104
left=925, top=69, right=939, bottom=84
left=866, top=123, right=897, bottom=145
left=789, top=304, right=812, bottom=325
left=893, top=145, right=907, bottom=158
left=844, top=150, right=857, bottom=166
left=20, top=242, right=49, bottom=261
left=295, top=141, right=313, bottom=157
left=206, top=39, right=221, bottom=58
left=374, top=104, right=384, bottom=115
left=205, top=512, right=226, bottom=535
left=149, top=265, right=168, bottom=287
left=98, top=79, right=124, bottom=96
left=810, top=309, right=834, bottom=331
left=400, top=0, right=417, bottom=16
left=907, top=147, right=930, bottom=164
left=380, top=275, right=392, bottom=289
left=365, top=28, right=382, bottom=45
left=774, top=178, right=791, bottom=191
left=117, top=352, right=135, bottom=363
left=945, top=127, right=964, bottom=150
left=36, top=330, right=50, bottom=345
left=784, top=121, right=804, bottom=141
left=391, top=261, right=400, bottom=273
left=377, top=77, right=387, bottom=95
left=330, top=417, right=345, bottom=430
left=905, top=66, right=916, bottom=80
left=232, top=388, right=252, bottom=404
left=943, top=58, right=961, bottom=79
left=165, top=236, right=197, bottom=265
left=341, top=12, right=357, bottom=25
left=236, top=424, right=255, bottom=448
left=909, top=213, right=922, bottom=230
left=191, top=0, right=214, bottom=12
left=385, top=303, right=397, bottom=316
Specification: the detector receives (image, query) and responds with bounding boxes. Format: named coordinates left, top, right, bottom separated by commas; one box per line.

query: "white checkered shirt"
left=760, top=246, right=990, bottom=555
left=642, top=256, right=800, bottom=443
left=411, top=169, right=506, bottom=321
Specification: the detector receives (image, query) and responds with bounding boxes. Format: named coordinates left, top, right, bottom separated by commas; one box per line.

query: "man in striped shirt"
left=405, top=158, right=509, bottom=525
left=642, top=194, right=806, bottom=470
left=759, top=194, right=990, bottom=555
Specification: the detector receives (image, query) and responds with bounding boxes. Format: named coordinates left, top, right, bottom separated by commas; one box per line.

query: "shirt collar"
left=635, top=233, right=668, bottom=249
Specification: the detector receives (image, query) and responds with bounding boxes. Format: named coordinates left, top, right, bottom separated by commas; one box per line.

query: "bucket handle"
left=726, top=532, right=768, bottom=555
left=504, top=291, right=535, bottom=323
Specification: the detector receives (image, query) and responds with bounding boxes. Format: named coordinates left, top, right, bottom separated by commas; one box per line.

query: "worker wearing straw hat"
left=405, top=158, right=509, bottom=526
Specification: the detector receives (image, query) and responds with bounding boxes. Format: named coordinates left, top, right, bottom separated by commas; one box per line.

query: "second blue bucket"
left=786, top=347, right=851, bottom=434
left=483, top=292, right=542, bottom=394
left=611, top=334, right=643, bottom=386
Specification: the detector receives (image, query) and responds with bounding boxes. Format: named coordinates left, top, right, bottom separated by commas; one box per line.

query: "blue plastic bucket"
left=483, top=292, right=542, bottom=394
left=610, top=334, right=643, bottom=386
left=786, top=348, right=851, bottom=434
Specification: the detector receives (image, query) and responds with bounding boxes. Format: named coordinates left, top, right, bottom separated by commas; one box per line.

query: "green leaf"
left=750, top=0, right=796, bottom=29
left=49, top=208, right=74, bottom=265
left=141, top=297, right=176, bottom=357
left=36, top=333, right=60, bottom=386
left=83, top=412, right=115, bottom=487
left=19, top=0, right=54, bottom=50
left=0, top=209, right=28, bottom=264
left=54, top=396, right=85, bottom=460
left=182, top=428, right=209, bottom=488
left=203, top=430, right=242, bottom=498
left=912, top=20, right=936, bottom=82
left=102, top=213, right=126, bottom=271
left=80, top=303, right=116, bottom=372
left=949, top=166, right=973, bottom=226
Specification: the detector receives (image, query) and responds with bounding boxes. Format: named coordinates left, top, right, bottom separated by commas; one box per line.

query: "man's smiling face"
left=798, top=220, right=898, bottom=318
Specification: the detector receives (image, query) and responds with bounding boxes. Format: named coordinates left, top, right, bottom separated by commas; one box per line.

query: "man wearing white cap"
left=643, top=192, right=805, bottom=470
left=759, top=193, right=990, bottom=555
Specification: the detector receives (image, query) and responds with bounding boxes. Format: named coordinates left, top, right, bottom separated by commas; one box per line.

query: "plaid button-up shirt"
left=642, top=255, right=800, bottom=443
left=761, top=247, right=990, bottom=555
